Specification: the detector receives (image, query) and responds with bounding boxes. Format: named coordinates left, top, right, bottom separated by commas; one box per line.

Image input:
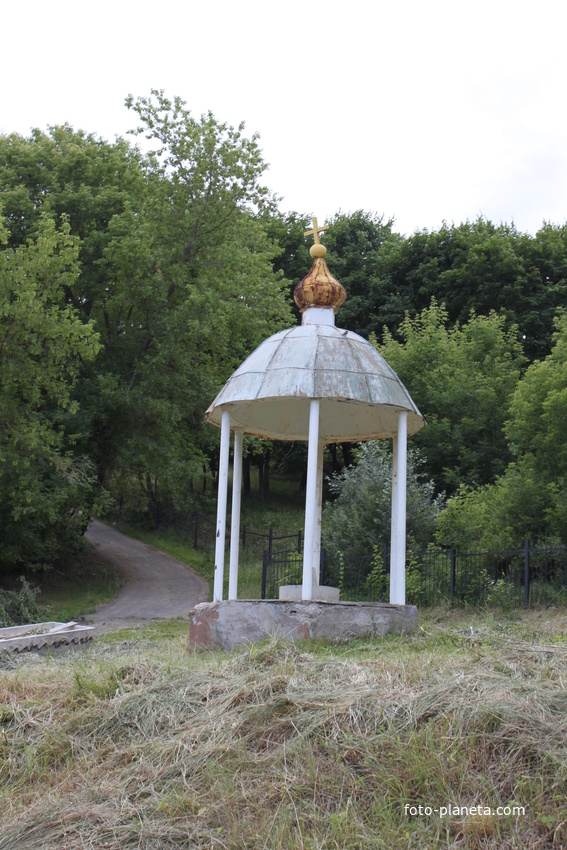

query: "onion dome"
left=294, top=218, right=346, bottom=313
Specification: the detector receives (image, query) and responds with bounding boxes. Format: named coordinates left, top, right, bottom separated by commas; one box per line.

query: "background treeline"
left=1, top=90, right=566, bottom=575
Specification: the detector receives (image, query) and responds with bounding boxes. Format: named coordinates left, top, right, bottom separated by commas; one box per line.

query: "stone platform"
left=189, top=600, right=418, bottom=649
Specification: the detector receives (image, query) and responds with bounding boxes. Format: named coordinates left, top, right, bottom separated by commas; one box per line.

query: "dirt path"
left=85, top=520, right=210, bottom=633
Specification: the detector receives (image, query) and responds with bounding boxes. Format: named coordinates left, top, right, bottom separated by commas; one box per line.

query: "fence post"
left=450, top=546, right=456, bottom=601
left=320, top=548, right=326, bottom=586
left=193, top=511, right=199, bottom=549
left=261, top=550, right=268, bottom=600
left=268, top=528, right=273, bottom=557
left=298, top=530, right=302, bottom=554
left=242, top=525, right=247, bottom=551
left=524, top=539, right=530, bottom=609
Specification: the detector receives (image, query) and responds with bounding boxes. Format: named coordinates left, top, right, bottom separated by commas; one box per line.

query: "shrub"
left=323, top=442, right=443, bottom=559
left=0, top=578, right=42, bottom=627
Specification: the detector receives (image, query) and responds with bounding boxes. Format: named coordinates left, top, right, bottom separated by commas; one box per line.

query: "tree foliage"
left=89, top=92, right=292, bottom=516
left=0, top=216, right=101, bottom=570
left=0, top=93, right=293, bottom=567
left=3, top=94, right=567, bottom=570
left=377, top=301, right=525, bottom=495
left=0, top=125, right=143, bottom=319
left=382, top=218, right=567, bottom=361
left=258, top=210, right=312, bottom=320
left=322, top=210, right=405, bottom=337
left=436, top=312, right=567, bottom=548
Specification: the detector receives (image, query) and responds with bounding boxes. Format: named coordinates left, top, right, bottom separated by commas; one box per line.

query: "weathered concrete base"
left=189, top=600, right=418, bottom=649
left=279, top=585, right=340, bottom=603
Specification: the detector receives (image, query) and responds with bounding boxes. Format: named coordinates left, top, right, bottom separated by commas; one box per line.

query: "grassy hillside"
left=1, top=609, right=566, bottom=848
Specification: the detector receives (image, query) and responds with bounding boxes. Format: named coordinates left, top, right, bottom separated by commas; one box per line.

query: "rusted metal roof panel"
left=259, top=366, right=315, bottom=399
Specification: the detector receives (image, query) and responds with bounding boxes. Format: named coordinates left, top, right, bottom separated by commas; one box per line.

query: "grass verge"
left=1, top=608, right=566, bottom=848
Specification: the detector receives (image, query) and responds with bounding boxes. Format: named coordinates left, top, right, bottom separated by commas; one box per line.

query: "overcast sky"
left=3, top=0, right=566, bottom=236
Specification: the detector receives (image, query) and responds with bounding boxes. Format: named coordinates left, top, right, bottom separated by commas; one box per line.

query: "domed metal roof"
left=205, top=320, right=425, bottom=442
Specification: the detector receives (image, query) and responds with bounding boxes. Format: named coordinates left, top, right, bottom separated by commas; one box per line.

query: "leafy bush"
left=365, top=547, right=388, bottom=600
left=0, top=578, right=42, bottom=627
left=323, top=442, right=443, bottom=560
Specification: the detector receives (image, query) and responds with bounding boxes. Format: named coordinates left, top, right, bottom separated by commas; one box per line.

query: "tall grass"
left=1, top=608, right=566, bottom=848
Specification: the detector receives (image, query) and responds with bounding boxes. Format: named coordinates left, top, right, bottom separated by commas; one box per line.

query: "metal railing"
left=262, top=541, right=567, bottom=608
left=189, top=510, right=302, bottom=556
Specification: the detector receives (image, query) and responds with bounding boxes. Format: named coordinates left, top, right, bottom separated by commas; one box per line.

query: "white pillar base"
left=279, top=585, right=339, bottom=603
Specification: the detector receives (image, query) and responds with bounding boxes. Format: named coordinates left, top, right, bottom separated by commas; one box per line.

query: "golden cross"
left=304, top=216, right=328, bottom=245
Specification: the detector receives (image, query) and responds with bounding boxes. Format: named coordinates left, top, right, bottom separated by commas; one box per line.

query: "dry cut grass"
left=1, top=608, right=567, bottom=849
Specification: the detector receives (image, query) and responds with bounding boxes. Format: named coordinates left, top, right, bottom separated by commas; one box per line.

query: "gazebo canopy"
left=204, top=322, right=424, bottom=441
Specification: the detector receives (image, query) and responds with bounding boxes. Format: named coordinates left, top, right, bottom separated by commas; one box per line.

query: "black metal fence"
left=159, top=510, right=567, bottom=608
left=190, top=510, right=302, bottom=558
left=261, top=541, right=567, bottom=608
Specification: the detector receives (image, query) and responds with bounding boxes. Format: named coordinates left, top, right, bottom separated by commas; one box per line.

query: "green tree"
left=88, top=92, right=293, bottom=518
left=378, top=301, right=525, bottom=495
left=507, top=312, right=567, bottom=471
left=258, top=209, right=312, bottom=323
left=436, top=312, right=567, bottom=549
left=1, top=95, right=294, bottom=524
left=322, top=210, right=406, bottom=338
left=0, top=125, right=143, bottom=320
left=505, top=311, right=567, bottom=541
left=434, top=456, right=550, bottom=551
left=383, top=218, right=567, bottom=361
left=0, top=216, right=101, bottom=572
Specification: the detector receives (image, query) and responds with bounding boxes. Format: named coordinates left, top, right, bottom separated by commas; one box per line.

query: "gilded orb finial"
left=304, top=216, right=328, bottom=259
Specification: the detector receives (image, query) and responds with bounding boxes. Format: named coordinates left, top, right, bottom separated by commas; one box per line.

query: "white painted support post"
left=312, top=440, right=325, bottom=588
left=228, top=430, right=244, bottom=600
left=214, top=409, right=231, bottom=603
left=390, top=434, right=399, bottom=603
left=390, top=411, right=408, bottom=604
left=302, top=399, right=320, bottom=601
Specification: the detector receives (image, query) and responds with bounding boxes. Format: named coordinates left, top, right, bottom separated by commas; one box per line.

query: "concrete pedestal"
left=278, top=585, right=340, bottom=603
left=189, top=600, right=418, bottom=650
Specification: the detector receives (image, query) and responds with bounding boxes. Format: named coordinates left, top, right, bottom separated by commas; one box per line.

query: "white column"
left=390, top=411, right=408, bottom=605
left=228, top=429, right=244, bottom=601
left=312, top=440, right=325, bottom=588
left=390, top=433, right=398, bottom=603
left=213, top=409, right=231, bottom=603
left=302, top=399, right=320, bottom=601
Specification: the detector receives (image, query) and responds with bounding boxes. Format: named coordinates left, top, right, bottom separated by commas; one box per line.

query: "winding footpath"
left=85, top=519, right=210, bottom=633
